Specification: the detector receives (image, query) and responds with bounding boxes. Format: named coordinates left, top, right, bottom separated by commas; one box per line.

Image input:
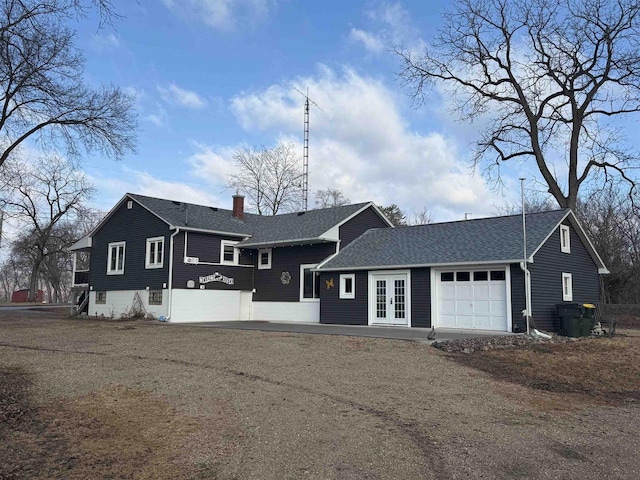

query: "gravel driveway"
left=1, top=313, right=639, bottom=479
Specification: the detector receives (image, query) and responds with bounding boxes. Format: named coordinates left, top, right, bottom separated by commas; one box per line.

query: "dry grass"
left=455, top=335, right=640, bottom=404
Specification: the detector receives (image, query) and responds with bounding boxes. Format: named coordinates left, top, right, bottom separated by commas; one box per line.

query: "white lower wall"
left=170, top=289, right=250, bottom=323
left=252, top=301, right=320, bottom=323
left=89, top=290, right=168, bottom=319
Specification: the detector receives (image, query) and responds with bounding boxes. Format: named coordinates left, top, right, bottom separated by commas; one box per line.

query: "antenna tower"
left=294, top=87, right=323, bottom=211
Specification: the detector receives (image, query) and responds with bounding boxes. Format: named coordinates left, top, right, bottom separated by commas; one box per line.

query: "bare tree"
left=228, top=142, right=303, bottom=215
left=314, top=188, right=350, bottom=209
left=408, top=206, right=433, bottom=225
left=0, top=0, right=136, bottom=170
left=495, top=193, right=559, bottom=215
left=0, top=155, right=94, bottom=301
left=396, top=0, right=640, bottom=210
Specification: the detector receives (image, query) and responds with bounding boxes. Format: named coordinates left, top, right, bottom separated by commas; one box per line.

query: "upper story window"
left=300, top=264, right=320, bottom=301
left=107, top=241, right=125, bottom=275
left=258, top=248, right=272, bottom=270
left=220, top=240, right=239, bottom=265
left=146, top=237, right=164, bottom=269
left=340, top=274, right=356, bottom=299
left=560, top=225, right=571, bottom=253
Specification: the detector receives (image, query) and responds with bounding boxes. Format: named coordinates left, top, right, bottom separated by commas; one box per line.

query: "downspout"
left=165, top=227, right=180, bottom=322
left=520, top=178, right=531, bottom=335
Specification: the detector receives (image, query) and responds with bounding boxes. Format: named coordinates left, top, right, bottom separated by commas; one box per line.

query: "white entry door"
left=371, top=273, right=409, bottom=326
left=437, top=269, right=508, bottom=331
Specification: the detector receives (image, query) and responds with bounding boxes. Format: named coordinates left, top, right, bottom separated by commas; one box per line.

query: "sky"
left=69, top=0, right=538, bottom=222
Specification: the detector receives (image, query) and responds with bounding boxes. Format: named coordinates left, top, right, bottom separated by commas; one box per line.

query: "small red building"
left=11, top=289, right=44, bottom=303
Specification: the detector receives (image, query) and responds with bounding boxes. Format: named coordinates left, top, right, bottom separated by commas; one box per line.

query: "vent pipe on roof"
left=233, top=194, right=244, bottom=219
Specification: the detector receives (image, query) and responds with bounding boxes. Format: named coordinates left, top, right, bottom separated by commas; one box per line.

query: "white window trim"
left=560, top=225, right=571, bottom=253
left=257, top=248, right=272, bottom=270
left=562, top=272, right=573, bottom=301
left=339, top=273, right=356, bottom=299
left=107, top=241, right=126, bottom=275
left=299, top=263, right=320, bottom=302
left=220, top=240, right=239, bottom=265
left=145, top=236, right=165, bottom=269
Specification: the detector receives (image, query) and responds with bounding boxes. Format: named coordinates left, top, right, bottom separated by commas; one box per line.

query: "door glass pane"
left=490, top=270, right=506, bottom=281
left=457, top=271, right=470, bottom=281
left=473, top=271, right=488, bottom=281
left=441, top=272, right=454, bottom=281
left=376, top=280, right=386, bottom=318
left=394, top=279, right=405, bottom=319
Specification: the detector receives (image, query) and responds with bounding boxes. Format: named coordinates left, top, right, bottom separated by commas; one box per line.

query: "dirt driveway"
left=1, top=312, right=639, bottom=479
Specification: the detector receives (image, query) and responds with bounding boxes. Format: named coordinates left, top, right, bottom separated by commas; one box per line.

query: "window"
left=490, top=270, right=506, bottom=281
left=300, top=264, right=320, bottom=300
left=220, top=240, right=239, bottom=265
left=340, top=274, right=356, bottom=299
left=107, top=241, right=125, bottom=274
left=441, top=272, right=454, bottom=282
left=148, top=289, right=163, bottom=306
left=258, top=248, right=272, bottom=270
left=456, top=271, right=471, bottom=281
left=560, top=225, right=571, bottom=253
left=127, top=200, right=133, bottom=209
left=95, top=292, right=106, bottom=304
left=146, top=237, right=164, bottom=269
left=474, top=271, right=488, bottom=281
left=562, top=273, right=573, bottom=301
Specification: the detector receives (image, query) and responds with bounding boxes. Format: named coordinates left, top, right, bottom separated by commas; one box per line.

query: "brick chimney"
left=232, top=194, right=244, bottom=219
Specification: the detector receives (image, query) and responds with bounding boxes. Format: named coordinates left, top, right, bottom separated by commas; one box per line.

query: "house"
left=69, top=193, right=392, bottom=322
left=316, top=209, right=608, bottom=332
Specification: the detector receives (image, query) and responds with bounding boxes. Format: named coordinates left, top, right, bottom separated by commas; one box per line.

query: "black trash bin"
left=556, top=303, right=584, bottom=337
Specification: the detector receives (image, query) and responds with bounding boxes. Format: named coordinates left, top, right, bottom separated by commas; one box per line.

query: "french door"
left=371, top=273, right=409, bottom=326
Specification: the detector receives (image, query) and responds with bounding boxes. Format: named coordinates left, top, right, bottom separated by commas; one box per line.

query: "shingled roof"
left=122, top=194, right=378, bottom=247
left=318, top=209, right=592, bottom=271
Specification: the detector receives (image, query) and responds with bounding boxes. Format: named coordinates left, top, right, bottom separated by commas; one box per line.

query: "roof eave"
left=239, top=236, right=337, bottom=249
left=317, top=259, right=523, bottom=272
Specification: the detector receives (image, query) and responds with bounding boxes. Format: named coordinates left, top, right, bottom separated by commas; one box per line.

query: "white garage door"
left=437, top=269, right=508, bottom=331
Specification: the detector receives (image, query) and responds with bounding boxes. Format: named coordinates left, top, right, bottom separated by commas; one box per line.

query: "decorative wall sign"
left=186, top=280, right=195, bottom=289
left=199, top=272, right=235, bottom=285
left=325, top=278, right=334, bottom=289
left=280, top=271, right=291, bottom=285
left=184, top=256, right=200, bottom=265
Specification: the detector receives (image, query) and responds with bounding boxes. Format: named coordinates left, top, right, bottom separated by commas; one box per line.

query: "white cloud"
left=90, top=32, right=121, bottom=52
left=144, top=104, right=169, bottom=128
left=225, top=66, right=503, bottom=220
left=349, top=28, right=384, bottom=54
left=86, top=167, right=223, bottom=211
left=158, top=84, right=208, bottom=109
left=162, top=0, right=274, bottom=31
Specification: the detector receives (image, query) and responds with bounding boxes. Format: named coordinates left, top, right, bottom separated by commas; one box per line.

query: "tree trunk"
left=28, top=260, right=42, bottom=302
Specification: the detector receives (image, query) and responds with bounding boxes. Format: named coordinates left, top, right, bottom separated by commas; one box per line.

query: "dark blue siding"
left=339, top=206, right=389, bottom=248
left=253, top=243, right=337, bottom=302
left=411, top=268, right=431, bottom=328
left=172, top=231, right=253, bottom=291
left=510, top=263, right=526, bottom=332
left=529, top=222, right=600, bottom=331
left=90, top=200, right=170, bottom=291
left=319, top=271, right=368, bottom=325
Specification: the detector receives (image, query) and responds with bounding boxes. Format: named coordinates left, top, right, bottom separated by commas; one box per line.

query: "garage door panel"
left=489, top=283, right=507, bottom=300
left=474, top=284, right=490, bottom=297
left=473, top=299, right=490, bottom=315
left=437, top=269, right=508, bottom=331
